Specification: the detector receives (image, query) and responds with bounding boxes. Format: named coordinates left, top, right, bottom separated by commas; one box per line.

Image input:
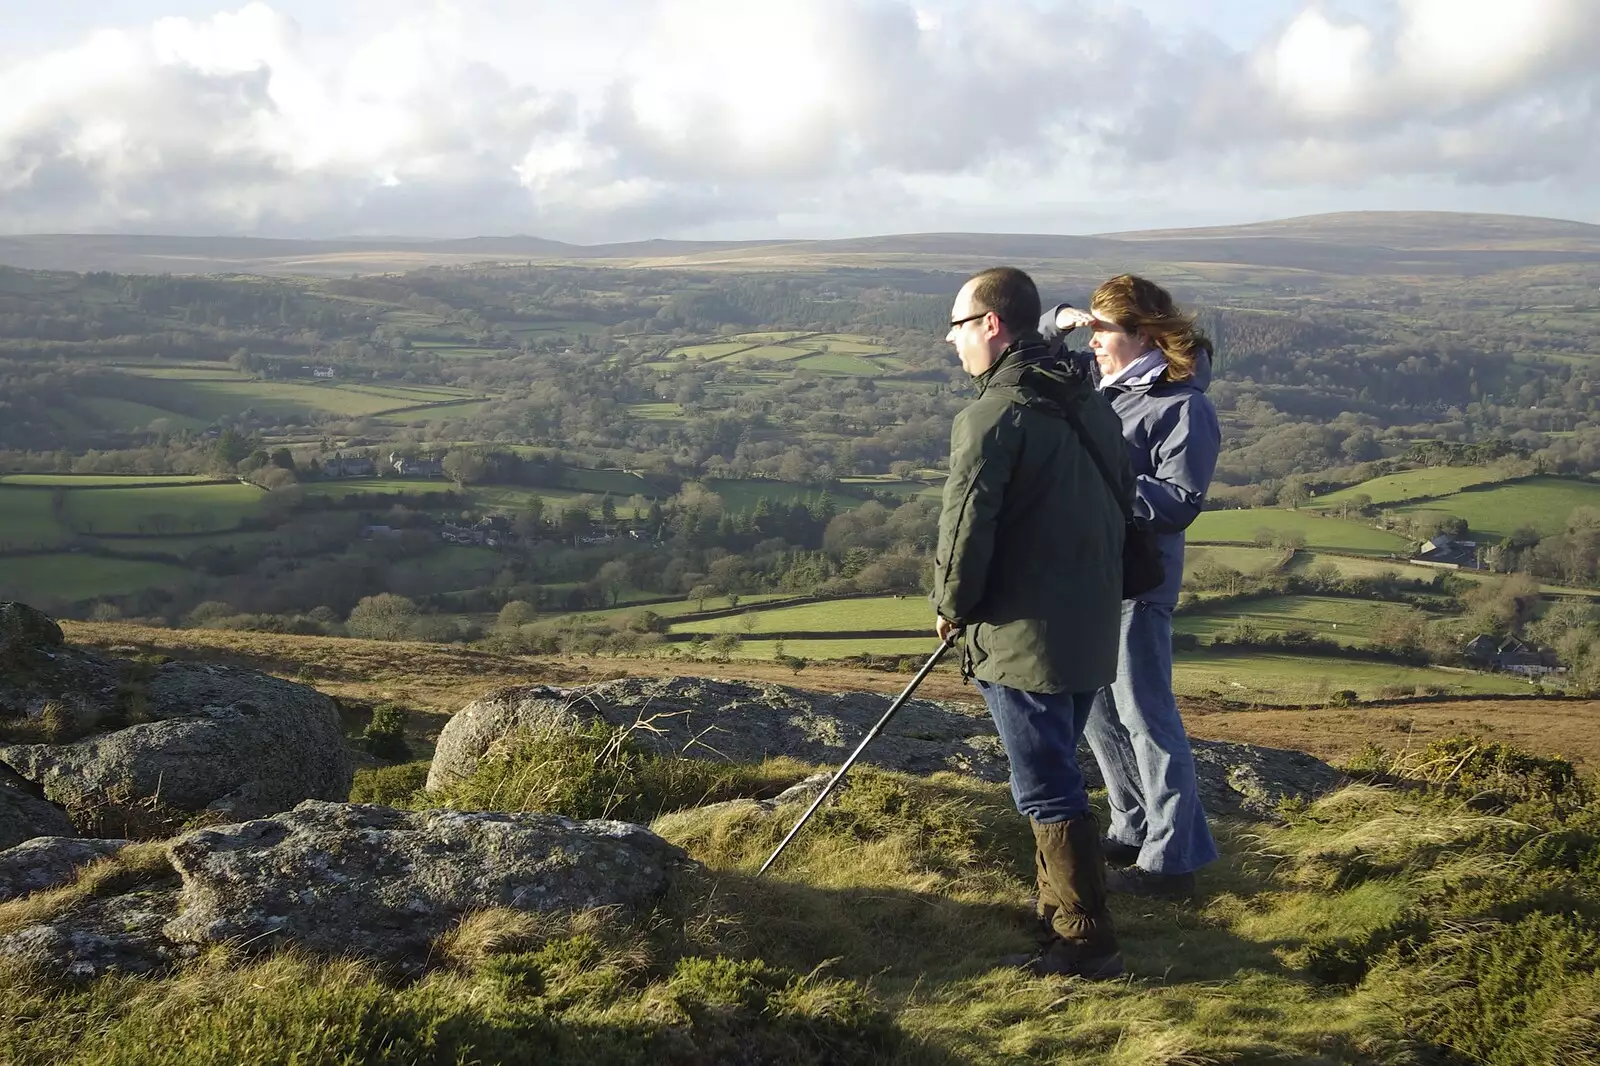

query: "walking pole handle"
left=758, top=632, right=959, bottom=876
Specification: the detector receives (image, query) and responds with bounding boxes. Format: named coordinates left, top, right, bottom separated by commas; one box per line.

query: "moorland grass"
left=7, top=731, right=1594, bottom=1063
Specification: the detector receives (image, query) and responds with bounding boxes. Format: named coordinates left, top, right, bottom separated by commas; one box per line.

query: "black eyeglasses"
left=949, top=310, right=991, bottom=329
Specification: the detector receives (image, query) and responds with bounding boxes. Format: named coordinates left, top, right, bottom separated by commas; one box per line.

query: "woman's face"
left=1088, top=306, right=1149, bottom=378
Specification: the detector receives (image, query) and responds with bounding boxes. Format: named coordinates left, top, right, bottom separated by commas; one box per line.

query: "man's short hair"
left=967, top=267, right=1041, bottom=335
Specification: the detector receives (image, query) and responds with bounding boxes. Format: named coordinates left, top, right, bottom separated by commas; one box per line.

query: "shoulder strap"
left=1051, top=393, right=1136, bottom=524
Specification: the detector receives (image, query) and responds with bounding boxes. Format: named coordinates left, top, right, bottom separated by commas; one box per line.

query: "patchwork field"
left=0, top=554, right=197, bottom=606
left=1189, top=508, right=1412, bottom=554
left=1388, top=475, right=1600, bottom=539
left=1173, top=594, right=1419, bottom=645
left=674, top=596, right=928, bottom=636
left=1183, top=545, right=1291, bottom=578
left=1171, top=649, right=1529, bottom=702
left=0, top=474, right=221, bottom=486
left=59, top=482, right=267, bottom=535
left=1312, top=467, right=1510, bottom=507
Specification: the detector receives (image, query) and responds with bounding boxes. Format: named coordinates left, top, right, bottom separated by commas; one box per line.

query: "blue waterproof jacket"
left=1040, top=310, right=1222, bottom=606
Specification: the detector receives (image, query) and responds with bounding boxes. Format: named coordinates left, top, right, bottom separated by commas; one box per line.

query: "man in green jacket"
left=932, top=266, right=1133, bottom=979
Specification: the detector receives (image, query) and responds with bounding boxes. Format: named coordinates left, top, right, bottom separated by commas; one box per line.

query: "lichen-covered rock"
left=428, top=677, right=1009, bottom=792
left=161, top=800, right=692, bottom=971
left=0, top=661, right=354, bottom=837
left=0, top=888, right=187, bottom=979
left=429, top=676, right=1344, bottom=822
left=0, top=602, right=64, bottom=655
left=0, top=835, right=129, bottom=902
left=0, top=764, right=75, bottom=850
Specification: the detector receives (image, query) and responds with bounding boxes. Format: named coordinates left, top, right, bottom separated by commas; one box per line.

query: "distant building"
left=1463, top=634, right=1564, bottom=677
left=389, top=452, right=444, bottom=478
left=322, top=453, right=375, bottom=478
left=1412, top=534, right=1481, bottom=569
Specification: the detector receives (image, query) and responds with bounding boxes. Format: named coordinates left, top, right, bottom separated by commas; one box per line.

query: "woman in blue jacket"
left=1041, top=274, right=1221, bottom=898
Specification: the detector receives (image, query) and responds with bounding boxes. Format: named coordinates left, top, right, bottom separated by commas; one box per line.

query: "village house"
left=321, top=453, right=375, bottom=478
left=389, top=452, right=444, bottom=478
left=1463, top=634, right=1565, bottom=677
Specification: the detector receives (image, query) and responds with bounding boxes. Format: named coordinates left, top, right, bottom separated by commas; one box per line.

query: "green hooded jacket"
left=931, top=341, right=1134, bottom=694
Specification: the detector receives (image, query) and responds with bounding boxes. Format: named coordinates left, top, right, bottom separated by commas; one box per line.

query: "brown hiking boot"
left=1000, top=939, right=1125, bottom=980
left=1007, top=814, right=1122, bottom=978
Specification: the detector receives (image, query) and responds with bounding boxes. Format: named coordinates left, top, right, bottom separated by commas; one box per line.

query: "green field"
left=794, top=353, right=883, bottom=375
left=157, top=380, right=433, bottom=420
left=1189, top=509, right=1411, bottom=554
left=0, top=474, right=221, bottom=487
left=388, top=548, right=508, bottom=596
left=0, top=554, right=197, bottom=605
left=72, top=396, right=208, bottom=433
left=810, top=334, right=894, bottom=355
left=1174, top=594, right=1415, bottom=645
left=116, top=366, right=254, bottom=381
left=60, top=483, right=266, bottom=535
left=673, top=596, right=927, bottom=636
left=1171, top=649, right=1529, bottom=702
left=1288, top=551, right=1452, bottom=583
left=302, top=478, right=450, bottom=497
left=1313, top=467, right=1509, bottom=507
left=0, top=489, right=70, bottom=549
left=625, top=402, right=685, bottom=421
left=717, top=344, right=817, bottom=363
left=547, top=593, right=796, bottom=626
left=667, top=342, right=755, bottom=360
left=702, top=478, right=832, bottom=511
left=379, top=400, right=492, bottom=424
left=1388, top=476, right=1600, bottom=540
left=726, top=637, right=936, bottom=660
left=1183, top=545, right=1290, bottom=578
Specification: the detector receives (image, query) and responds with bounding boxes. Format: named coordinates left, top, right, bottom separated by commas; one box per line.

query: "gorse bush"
left=361, top=701, right=411, bottom=761
left=347, top=760, right=430, bottom=806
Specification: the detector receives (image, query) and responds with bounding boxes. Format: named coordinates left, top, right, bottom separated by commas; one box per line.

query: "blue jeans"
left=975, top=681, right=1096, bottom=825
left=1085, top=600, right=1218, bottom=874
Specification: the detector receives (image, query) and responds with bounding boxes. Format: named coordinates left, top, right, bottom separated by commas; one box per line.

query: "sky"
left=1, top=0, right=1596, bottom=242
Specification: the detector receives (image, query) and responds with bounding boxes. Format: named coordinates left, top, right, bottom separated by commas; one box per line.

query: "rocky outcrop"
left=0, top=836, right=129, bottom=902
left=161, top=801, right=689, bottom=972
left=429, top=676, right=1343, bottom=820
left=0, top=604, right=354, bottom=838
left=428, top=676, right=1010, bottom=792
left=1, top=764, right=76, bottom=850
left=0, top=801, right=693, bottom=979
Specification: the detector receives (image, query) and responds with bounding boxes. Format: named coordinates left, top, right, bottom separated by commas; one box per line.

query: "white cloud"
left=0, top=0, right=1597, bottom=239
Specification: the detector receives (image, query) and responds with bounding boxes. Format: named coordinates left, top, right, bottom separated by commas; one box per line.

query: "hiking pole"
left=758, top=631, right=959, bottom=876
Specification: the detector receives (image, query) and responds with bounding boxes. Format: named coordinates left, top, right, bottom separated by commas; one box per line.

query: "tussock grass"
left=4, top=733, right=1598, bottom=1063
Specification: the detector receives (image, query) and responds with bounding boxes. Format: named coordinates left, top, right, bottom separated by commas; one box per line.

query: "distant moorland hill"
left=3, top=210, right=1599, bottom=277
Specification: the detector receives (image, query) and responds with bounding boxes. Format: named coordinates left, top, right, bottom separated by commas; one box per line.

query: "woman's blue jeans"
left=974, top=681, right=1096, bottom=825
left=1084, top=600, right=1218, bottom=874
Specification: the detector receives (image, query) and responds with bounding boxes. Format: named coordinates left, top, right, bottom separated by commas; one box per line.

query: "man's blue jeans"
left=975, top=681, right=1096, bottom=825
left=1084, top=600, right=1218, bottom=874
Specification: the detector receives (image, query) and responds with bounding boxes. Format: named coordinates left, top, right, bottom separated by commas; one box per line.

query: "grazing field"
left=1183, top=545, right=1291, bottom=577
left=164, top=380, right=431, bottom=420
left=1174, top=594, right=1417, bottom=645
left=302, top=478, right=458, bottom=498
left=625, top=402, right=685, bottom=421
left=701, top=478, right=834, bottom=511
left=546, top=593, right=797, bottom=626
left=560, top=468, right=662, bottom=496
left=379, top=400, right=492, bottom=424
left=1288, top=551, right=1454, bottom=583
left=72, top=396, right=208, bottom=433
left=666, top=342, right=754, bottom=360
left=0, top=554, right=197, bottom=605
left=0, top=489, right=70, bottom=549
left=1171, top=649, right=1528, bottom=702
left=716, top=344, right=816, bottom=363
left=60, top=483, right=265, bottom=535
left=0, top=474, right=221, bottom=486
left=673, top=596, right=927, bottom=635
left=115, top=366, right=254, bottom=381
left=1312, top=466, right=1510, bottom=507
left=794, top=353, right=883, bottom=375
left=1388, top=475, right=1600, bottom=539
left=810, top=333, right=894, bottom=354
left=728, top=636, right=936, bottom=660
left=1189, top=508, right=1412, bottom=554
